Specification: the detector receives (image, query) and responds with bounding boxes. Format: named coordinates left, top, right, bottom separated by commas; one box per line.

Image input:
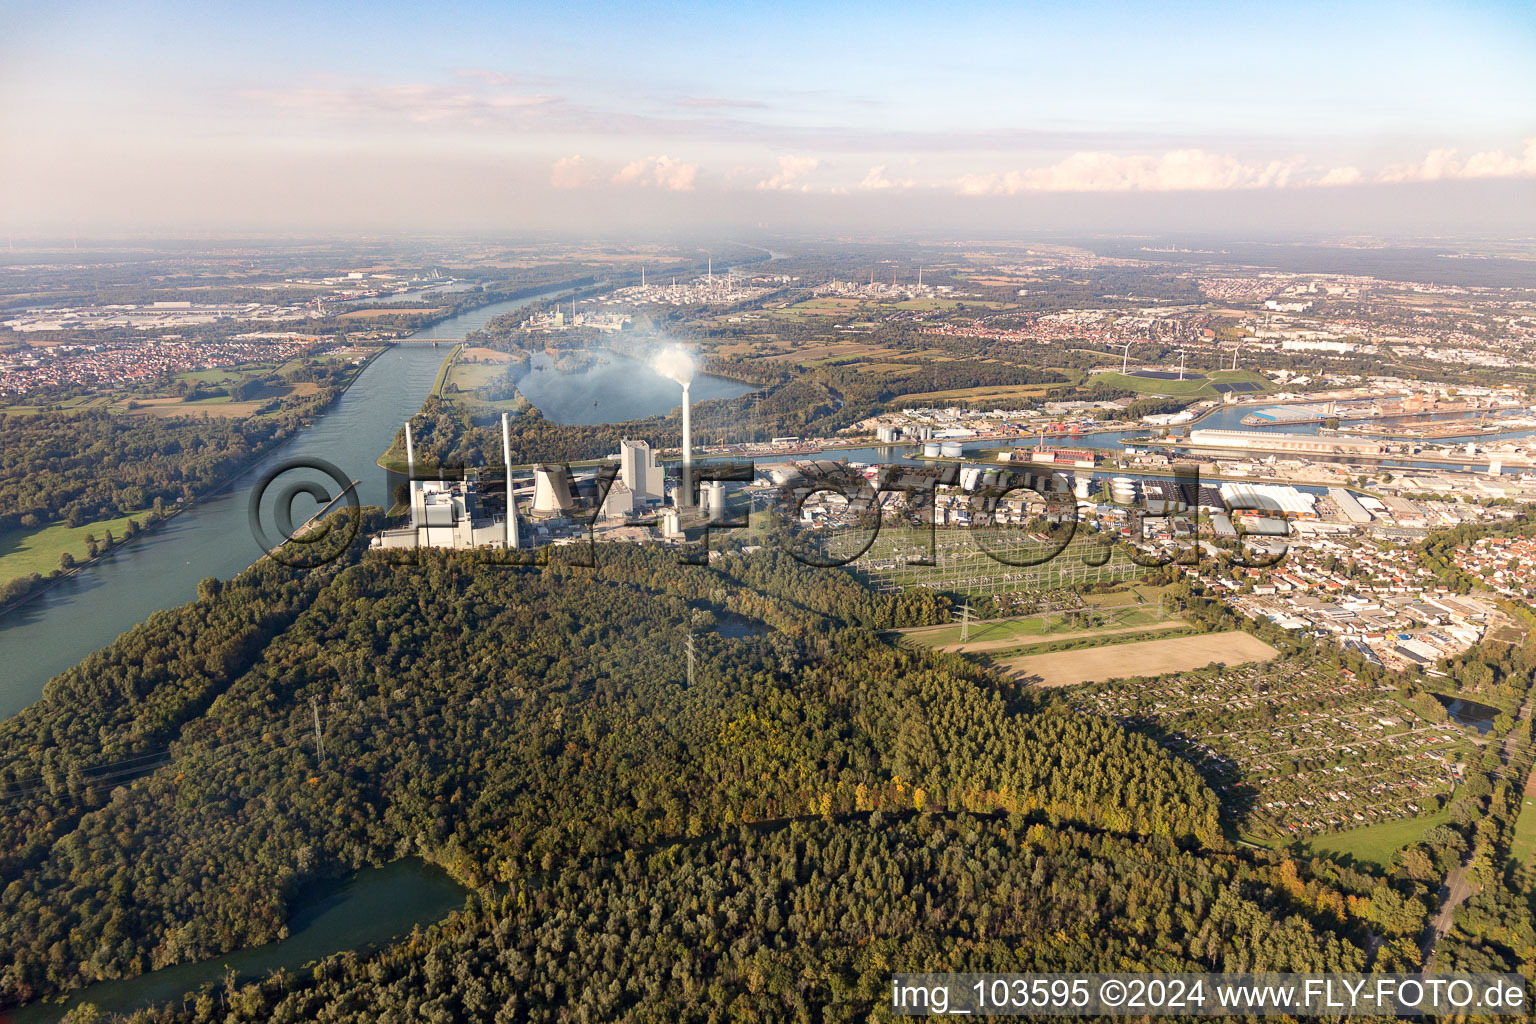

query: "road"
left=1420, top=858, right=1475, bottom=971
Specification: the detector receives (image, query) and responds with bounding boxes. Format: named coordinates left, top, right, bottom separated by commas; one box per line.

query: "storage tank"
left=1073, top=475, right=1092, bottom=500
left=705, top=480, right=727, bottom=521
left=923, top=442, right=942, bottom=458
left=1110, top=476, right=1137, bottom=504
left=940, top=441, right=964, bottom=458
left=959, top=466, right=983, bottom=491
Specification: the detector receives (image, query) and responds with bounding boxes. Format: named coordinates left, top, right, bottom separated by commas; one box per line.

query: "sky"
left=2, top=0, right=1534, bottom=236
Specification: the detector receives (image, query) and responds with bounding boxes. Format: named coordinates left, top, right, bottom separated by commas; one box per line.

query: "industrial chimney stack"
left=404, top=422, right=417, bottom=528
left=680, top=381, right=693, bottom=507
left=502, top=412, right=519, bottom=549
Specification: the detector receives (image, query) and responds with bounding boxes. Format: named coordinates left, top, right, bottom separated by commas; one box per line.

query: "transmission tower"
left=310, top=697, right=324, bottom=763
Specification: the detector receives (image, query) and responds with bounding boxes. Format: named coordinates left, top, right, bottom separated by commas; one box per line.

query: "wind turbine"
left=1120, top=342, right=1133, bottom=374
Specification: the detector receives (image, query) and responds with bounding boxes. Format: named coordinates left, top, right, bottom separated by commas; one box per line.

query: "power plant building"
left=374, top=475, right=516, bottom=550
left=619, top=438, right=665, bottom=504
left=374, top=417, right=522, bottom=551
left=532, top=466, right=577, bottom=517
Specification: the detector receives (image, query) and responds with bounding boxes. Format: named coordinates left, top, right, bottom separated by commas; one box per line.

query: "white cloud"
left=757, top=155, right=820, bottom=191
left=550, top=155, right=588, bottom=189
left=1318, top=166, right=1364, bottom=186
left=612, top=155, right=698, bottom=191
left=956, top=150, right=1307, bottom=195
left=857, top=164, right=916, bottom=191
left=1378, top=139, right=1536, bottom=183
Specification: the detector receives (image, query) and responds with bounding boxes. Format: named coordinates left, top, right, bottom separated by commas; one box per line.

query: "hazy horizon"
left=4, top=0, right=1534, bottom=236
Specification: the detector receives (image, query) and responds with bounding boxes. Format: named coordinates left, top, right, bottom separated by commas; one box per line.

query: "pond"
left=516, top=350, right=753, bottom=426
left=10, top=858, right=467, bottom=1023
left=1435, top=694, right=1500, bottom=735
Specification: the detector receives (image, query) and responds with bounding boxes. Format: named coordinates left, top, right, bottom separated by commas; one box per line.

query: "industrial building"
left=531, top=466, right=577, bottom=517
left=619, top=438, right=665, bottom=504
left=1219, top=482, right=1318, bottom=519
left=374, top=414, right=523, bottom=551
left=1327, top=487, right=1373, bottom=524
left=1186, top=429, right=1388, bottom=457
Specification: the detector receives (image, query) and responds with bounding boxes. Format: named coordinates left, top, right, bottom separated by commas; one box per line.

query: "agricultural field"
left=1510, top=784, right=1536, bottom=873
left=0, top=509, right=149, bottom=587
left=900, top=599, right=1177, bottom=652
left=766, top=297, right=866, bottom=317
left=1074, top=661, right=1477, bottom=843
left=1299, top=807, right=1454, bottom=868
left=1002, top=629, right=1276, bottom=687
left=1086, top=368, right=1270, bottom=398
left=129, top=397, right=271, bottom=418
left=890, top=383, right=1058, bottom=405
left=761, top=342, right=903, bottom=363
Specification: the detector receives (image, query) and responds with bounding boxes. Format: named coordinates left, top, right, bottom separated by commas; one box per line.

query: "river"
left=0, top=290, right=571, bottom=719
left=11, top=859, right=466, bottom=1024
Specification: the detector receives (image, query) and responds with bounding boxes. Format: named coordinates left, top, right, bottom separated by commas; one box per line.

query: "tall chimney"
left=680, top=381, right=693, bottom=507
left=502, top=412, right=518, bottom=549
left=404, top=422, right=417, bottom=528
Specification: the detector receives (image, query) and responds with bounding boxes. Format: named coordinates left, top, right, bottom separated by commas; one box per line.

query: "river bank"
left=0, top=345, right=387, bottom=618
left=0, top=286, right=574, bottom=719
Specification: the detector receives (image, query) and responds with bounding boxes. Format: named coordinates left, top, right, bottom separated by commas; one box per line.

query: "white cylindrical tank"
left=705, top=480, right=727, bottom=521
left=923, top=442, right=942, bottom=458
left=660, top=506, right=683, bottom=538
left=940, top=441, right=964, bottom=458
left=1111, top=476, right=1137, bottom=504
left=1074, top=476, right=1092, bottom=500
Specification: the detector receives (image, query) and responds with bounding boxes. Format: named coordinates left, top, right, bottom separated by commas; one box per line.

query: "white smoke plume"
left=653, top=346, right=695, bottom=385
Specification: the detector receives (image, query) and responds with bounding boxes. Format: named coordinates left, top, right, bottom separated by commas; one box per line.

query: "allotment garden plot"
left=848, top=525, right=1145, bottom=596
left=1072, top=662, right=1479, bottom=842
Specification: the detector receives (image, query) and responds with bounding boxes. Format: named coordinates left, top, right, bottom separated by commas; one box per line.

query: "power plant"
left=619, top=438, right=665, bottom=504
left=375, top=414, right=525, bottom=551
left=531, top=465, right=576, bottom=517
left=370, top=362, right=717, bottom=551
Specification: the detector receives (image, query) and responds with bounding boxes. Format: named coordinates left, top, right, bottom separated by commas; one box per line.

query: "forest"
left=105, top=815, right=1382, bottom=1023
left=1, top=522, right=1534, bottom=1019
left=3, top=525, right=1223, bottom=1012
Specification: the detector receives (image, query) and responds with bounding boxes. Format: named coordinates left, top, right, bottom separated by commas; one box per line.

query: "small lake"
left=10, top=859, right=466, bottom=1023
left=1436, top=694, right=1500, bottom=735
left=711, top=613, right=768, bottom=639
left=518, top=351, right=753, bottom=426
